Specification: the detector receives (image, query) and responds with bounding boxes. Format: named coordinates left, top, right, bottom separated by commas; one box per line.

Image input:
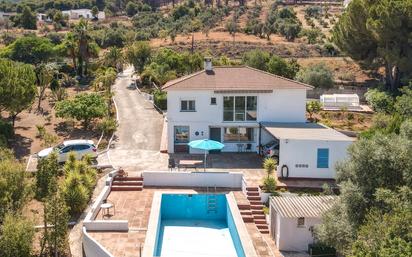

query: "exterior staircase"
left=237, top=186, right=269, bottom=234
left=111, top=176, right=143, bottom=191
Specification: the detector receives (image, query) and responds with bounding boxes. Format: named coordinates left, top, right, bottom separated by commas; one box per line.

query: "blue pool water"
left=154, top=194, right=246, bottom=257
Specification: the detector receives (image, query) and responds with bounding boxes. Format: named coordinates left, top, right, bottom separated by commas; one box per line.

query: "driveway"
left=97, top=67, right=167, bottom=172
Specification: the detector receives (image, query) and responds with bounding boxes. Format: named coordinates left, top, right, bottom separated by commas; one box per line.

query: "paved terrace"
left=89, top=188, right=282, bottom=257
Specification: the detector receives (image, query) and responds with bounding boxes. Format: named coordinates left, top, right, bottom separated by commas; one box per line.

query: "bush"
left=153, top=90, right=167, bottom=110
left=262, top=177, right=277, bottom=193
left=365, top=88, right=394, bottom=113
left=296, top=63, right=334, bottom=89
left=62, top=172, right=89, bottom=216
left=242, top=49, right=270, bottom=71
left=97, top=117, right=118, bottom=135
left=305, top=6, right=322, bottom=18
left=0, top=214, right=34, bottom=257
left=0, top=120, right=13, bottom=146
left=308, top=243, right=336, bottom=257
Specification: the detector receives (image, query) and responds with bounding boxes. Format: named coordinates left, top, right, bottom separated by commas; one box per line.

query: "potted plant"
left=260, top=158, right=277, bottom=203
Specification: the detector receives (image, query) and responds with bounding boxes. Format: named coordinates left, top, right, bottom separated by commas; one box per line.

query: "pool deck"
left=88, top=188, right=282, bottom=257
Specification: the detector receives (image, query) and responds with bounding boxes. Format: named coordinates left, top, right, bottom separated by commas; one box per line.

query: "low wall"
left=82, top=227, right=114, bottom=257
left=83, top=220, right=128, bottom=231
left=143, top=171, right=243, bottom=188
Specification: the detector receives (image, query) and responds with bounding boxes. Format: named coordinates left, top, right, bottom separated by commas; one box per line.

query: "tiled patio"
left=89, top=188, right=282, bottom=257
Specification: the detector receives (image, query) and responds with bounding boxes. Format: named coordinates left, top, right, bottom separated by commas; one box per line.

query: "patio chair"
left=245, top=144, right=252, bottom=152
left=168, top=158, right=176, bottom=171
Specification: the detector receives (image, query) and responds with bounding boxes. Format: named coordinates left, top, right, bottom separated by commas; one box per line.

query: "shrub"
left=262, top=177, right=277, bottom=193
left=305, top=6, right=322, bottom=18
left=296, top=63, right=334, bottom=89
left=267, top=56, right=300, bottom=79
left=62, top=172, right=89, bottom=216
left=0, top=214, right=34, bottom=257
left=242, top=49, right=270, bottom=71
left=154, top=90, right=167, bottom=110
left=263, top=157, right=277, bottom=178
left=97, top=117, right=118, bottom=135
left=365, top=88, right=394, bottom=113
left=0, top=120, right=13, bottom=146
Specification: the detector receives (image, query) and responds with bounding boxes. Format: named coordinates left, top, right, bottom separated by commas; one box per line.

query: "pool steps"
left=238, top=186, right=270, bottom=234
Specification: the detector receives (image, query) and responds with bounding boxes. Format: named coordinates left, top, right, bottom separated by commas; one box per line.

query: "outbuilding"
left=269, top=195, right=337, bottom=251
left=260, top=122, right=354, bottom=179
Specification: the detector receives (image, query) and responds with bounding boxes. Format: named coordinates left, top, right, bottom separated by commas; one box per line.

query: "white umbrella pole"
left=204, top=150, right=207, bottom=172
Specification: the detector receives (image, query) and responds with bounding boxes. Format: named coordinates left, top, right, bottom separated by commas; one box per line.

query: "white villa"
left=163, top=58, right=354, bottom=179
left=62, top=9, right=106, bottom=20
left=269, top=195, right=337, bottom=251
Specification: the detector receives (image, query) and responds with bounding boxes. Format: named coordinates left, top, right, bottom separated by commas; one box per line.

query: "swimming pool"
left=153, top=194, right=246, bottom=257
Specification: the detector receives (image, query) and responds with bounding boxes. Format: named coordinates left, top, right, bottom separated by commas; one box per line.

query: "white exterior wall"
left=275, top=216, right=320, bottom=251
left=166, top=89, right=306, bottom=153
left=277, top=139, right=352, bottom=179
left=143, top=171, right=243, bottom=188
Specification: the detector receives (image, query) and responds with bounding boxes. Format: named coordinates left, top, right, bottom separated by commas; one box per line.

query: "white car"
left=38, top=140, right=97, bottom=163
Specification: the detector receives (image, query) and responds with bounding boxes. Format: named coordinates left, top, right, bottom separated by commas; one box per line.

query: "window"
left=297, top=217, right=305, bottom=227
left=223, top=96, right=257, bottom=121
left=61, top=146, right=73, bottom=153
left=73, top=145, right=90, bottom=151
left=174, top=126, right=189, bottom=143
left=223, top=127, right=254, bottom=142
left=210, top=97, right=216, bottom=105
left=317, top=148, right=329, bottom=168
left=181, top=100, right=195, bottom=112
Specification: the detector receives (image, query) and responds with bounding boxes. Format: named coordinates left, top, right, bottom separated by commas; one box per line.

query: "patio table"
left=178, top=160, right=204, bottom=171
left=101, top=203, right=114, bottom=218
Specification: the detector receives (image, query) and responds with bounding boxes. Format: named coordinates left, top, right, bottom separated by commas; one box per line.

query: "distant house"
left=269, top=195, right=337, bottom=251
left=0, top=11, right=16, bottom=21
left=37, top=13, right=52, bottom=22
left=62, top=9, right=105, bottom=20
left=163, top=58, right=353, bottom=179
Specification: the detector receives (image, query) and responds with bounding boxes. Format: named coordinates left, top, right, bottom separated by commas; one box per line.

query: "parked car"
left=263, top=140, right=279, bottom=158
left=38, top=139, right=97, bottom=163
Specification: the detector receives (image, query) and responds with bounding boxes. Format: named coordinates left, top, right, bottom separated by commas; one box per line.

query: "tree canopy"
left=55, top=93, right=107, bottom=129
left=333, top=0, right=412, bottom=91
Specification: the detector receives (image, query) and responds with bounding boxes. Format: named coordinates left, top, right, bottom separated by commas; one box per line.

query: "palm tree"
left=93, top=67, right=117, bottom=113
left=73, top=19, right=93, bottom=77
left=62, top=33, right=77, bottom=71
left=102, top=47, right=124, bottom=72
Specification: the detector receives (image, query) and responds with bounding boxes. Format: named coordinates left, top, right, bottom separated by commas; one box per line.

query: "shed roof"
left=162, top=66, right=313, bottom=91
left=270, top=195, right=337, bottom=218
left=261, top=122, right=355, bottom=141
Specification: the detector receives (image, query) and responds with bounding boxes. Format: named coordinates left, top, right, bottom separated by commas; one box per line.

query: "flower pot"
left=260, top=192, right=271, bottom=203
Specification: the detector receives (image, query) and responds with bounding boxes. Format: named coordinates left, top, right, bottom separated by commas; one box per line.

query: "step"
left=113, top=176, right=143, bottom=181
left=252, top=210, right=265, bottom=215
left=247, top=196, right=261, bottom=201
left=253, top=214, right=266, bottom=220
left=250, top=201, right=262, bottom=206
left=242, top=215, right=254, bottom=223
left=111, top=185, right=143, bottom=191
left=240, top=210, right=253, bottom=216
left=246, top=187, right=259, bottom=191
left=250, top=205, right=264, bottom=210
left=259, top=229, right=269, bottom=234
left=237, top=204, right=251, bottom=210
left=247, top=191, right=260, bottom=196
left=254, top=219, right=267, bottom=224
left=112, top=181, right=143, bottom=186
left=256, top=224, right=268, bottom=230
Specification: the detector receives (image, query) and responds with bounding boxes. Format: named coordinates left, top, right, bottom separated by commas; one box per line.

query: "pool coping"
left=142, top=191, right=258, bottom=257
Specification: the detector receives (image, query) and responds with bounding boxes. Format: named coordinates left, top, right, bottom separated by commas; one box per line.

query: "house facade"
left=163, top=59, right=309, bottom=154
left=163, top=59, right=354, bottom=179
left=62, top=9, right=106, bottom=20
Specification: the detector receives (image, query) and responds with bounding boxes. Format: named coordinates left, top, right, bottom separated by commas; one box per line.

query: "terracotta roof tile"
left=162, top=66, right=313, bottom=91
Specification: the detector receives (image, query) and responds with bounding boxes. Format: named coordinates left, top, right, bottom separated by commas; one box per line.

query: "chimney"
left=204, top=57, right=213, bottom=72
